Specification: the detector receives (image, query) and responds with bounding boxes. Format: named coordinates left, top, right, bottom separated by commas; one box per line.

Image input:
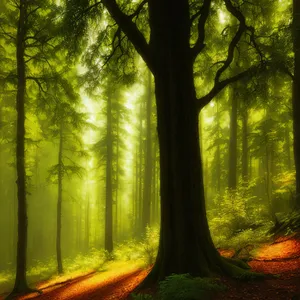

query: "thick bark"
left=143, top=0, right=225, bottom=282
left=105, top=94, right=113, bottom=252
left=103, top=0, right=253, bottom=286
left=12, top=0, right=31, bottom=293
left=56, top=124, right=63, bottom=274
left=142, top=71, right=153, bottom=234
left=228, top=89, right=238, bottom=190
left=293, top=0, right=300, bottom=209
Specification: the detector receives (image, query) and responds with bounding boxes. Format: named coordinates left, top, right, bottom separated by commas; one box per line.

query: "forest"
left=0, top=0, right=300, bottom=299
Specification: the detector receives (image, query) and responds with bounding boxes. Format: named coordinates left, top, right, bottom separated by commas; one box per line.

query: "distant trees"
left=0, top=0, right=60, bottom=294
left=47, top=101, right=87, bottom=274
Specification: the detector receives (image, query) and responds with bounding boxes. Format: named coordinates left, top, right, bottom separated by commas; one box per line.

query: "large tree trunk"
left=56, top=123, right=63, bottom=274
left=142, top=71, right=153, bottom=234
left=143, top=0, right=229, bottom=283
left=12, top=0, right=31, bottom=293
left=293, top=0, right=300, bottom=209
left=105, top=94, right=113, bottom=252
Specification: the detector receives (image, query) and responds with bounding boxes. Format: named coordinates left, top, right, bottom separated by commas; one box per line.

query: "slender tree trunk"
left=228, top=88, right=238, bottom=190
left=134, top=145, right=139, bottom=235
left=56, top=123, right=63, bottom=274
left=241, top=109, right=249, bottom=180
left=138, top=102, right=144, bottom=236
left=12, top=0, right=31, bottom=293
left=114, top=103, right=120, bottom=241
left=105, top=94, right=113, bottom=252
left=85, top=196, right=90, bottom=252
left=151, top=135, right=157, bottom=225
left=216, top=103, right=221, bottom=194
left=285, top=125, right=292, bottom=171
left=293, top=0, right=300, bottom=209
left=142, top=71, right=153, bottom=234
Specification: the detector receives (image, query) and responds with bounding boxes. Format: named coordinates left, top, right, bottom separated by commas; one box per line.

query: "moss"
left=221, top=257, right=265, bottom=281
left=158, top=274, right=226, bottom=300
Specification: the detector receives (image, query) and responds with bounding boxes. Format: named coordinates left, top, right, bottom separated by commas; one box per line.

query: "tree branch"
left=191, top=0, right=211, bottom=61
left=129, top=0, right=148, bottom=19
left=214, top=0, right=247, bottom=83
left=102, top=0, right=153, bottom=72
left=197, top=63, right=265, bottom=111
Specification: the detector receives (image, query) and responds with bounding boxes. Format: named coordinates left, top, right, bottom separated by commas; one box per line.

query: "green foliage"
left=0, top=249, right=108, bottom=294
left=208, top=180, right=271, bottom=248
left=114, top=226, right=159, bottom=266
left=158, top=274, right=225, bottom=300
left=270, top=210, right=300, bottom=236
left=131, top=293, right=154, bottom=300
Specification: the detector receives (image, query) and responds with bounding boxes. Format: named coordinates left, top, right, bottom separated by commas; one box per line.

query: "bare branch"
left=74, top=1, right=103, bottom=22
left=102, top=0, right=153, bottom=71
left=197, top=63, right=265, bottom=111
left=191, top=0, right=211, bottom=60
left=129, top=0, right=148, bottom=19
left=214, top=0, right=247, bottom=84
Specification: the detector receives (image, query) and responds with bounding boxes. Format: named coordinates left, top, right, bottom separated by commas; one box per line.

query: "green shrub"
left=158, top=274, right=225, bottom=300
left=131, top=293, right=154, bottom=300
left=114, top=226, right=159, bottom=267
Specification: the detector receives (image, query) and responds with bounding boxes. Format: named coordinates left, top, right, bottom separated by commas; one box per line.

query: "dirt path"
left=214, top=237, right=300, bottom=300
left=1, top=237, right=299, bottom=300
left=16, top=268, right=149, bottom=300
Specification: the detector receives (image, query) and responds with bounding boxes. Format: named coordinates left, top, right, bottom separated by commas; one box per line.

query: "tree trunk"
left=285, top=125, right=292, bottom=171
left=56, top=123, right=63, bottom=274
left=293, top=0, right=300, bottom=209
left=85, top=196, right=90, bottom=252
left=241, top=109, right=249, bottom=180
left=216, top=103, right=221, bottom=194
left=143, top=0, right=232, bottom=283
left=228, top=88, right=238, bottom=190
left=138, top=102, right=144, bottom=236
left=142, top=71, right=153, bottom=234
left=105, top=94, right=113, bottom=252
left=12, top=0, right=31, bottom=293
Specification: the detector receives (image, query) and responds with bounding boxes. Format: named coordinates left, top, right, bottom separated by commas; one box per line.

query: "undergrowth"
left=0, top=249, right=108, bottom=294
left=131, top=274, right=226, bottom=300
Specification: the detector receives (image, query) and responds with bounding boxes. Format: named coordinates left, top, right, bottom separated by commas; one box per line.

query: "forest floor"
left=1, top=235, right=299, bottom=300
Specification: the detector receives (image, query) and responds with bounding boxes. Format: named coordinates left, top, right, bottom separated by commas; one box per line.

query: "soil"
left=1, top=236, right=299, bottom=300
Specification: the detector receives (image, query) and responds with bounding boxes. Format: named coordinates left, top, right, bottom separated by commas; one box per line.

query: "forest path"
left=214, top=236, right=300, bottom=300
left=15, top=262, right=150, bottom=300
left=1, top=237, right=299, bottom=300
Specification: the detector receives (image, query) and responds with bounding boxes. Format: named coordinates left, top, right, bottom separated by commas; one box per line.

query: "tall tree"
left=65, top=0, right=267, bottom=284
left=293, top=0, right=300, bottom=209
left=47, top=101, right=87, bottom=273
left=228, top=87, right=238, bottom=190
left=142, top=70, right=153, bottom=234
